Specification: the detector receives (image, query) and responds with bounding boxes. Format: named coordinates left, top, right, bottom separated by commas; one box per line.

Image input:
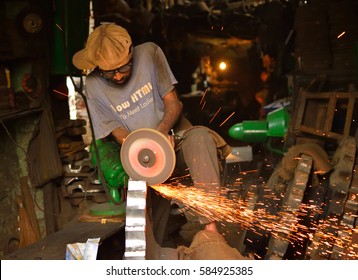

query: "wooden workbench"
left=2, top=221, right=125, bottom=260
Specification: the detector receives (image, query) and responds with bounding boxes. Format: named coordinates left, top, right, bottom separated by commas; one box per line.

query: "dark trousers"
left=148, top=126, right=222, bottom=246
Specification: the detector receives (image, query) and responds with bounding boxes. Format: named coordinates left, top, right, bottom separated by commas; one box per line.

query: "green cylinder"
left=90, top=140, right=128, bottom=202
left=266, top=107, right=290, bottom=137
left=228, top=121, right=268, bottom=142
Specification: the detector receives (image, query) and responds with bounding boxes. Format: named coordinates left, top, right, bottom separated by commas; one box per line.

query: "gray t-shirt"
left=85, top=42, right=178, bottom=140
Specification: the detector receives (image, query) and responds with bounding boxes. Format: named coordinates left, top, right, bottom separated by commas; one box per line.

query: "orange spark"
left=200, top=88, right=208, bottom=105
left=220, top=112, right=235, bottom=127
left=201, top=100, right=206, bottom=110
left=240, top=169, right=258, bottom=175
left=53, top=89, right=68, bottom=97
left=337, top=31, right=345, bottom=38
left=209, top=107, right=222, bottom=124
left=150, top=184, right=358, bottom=258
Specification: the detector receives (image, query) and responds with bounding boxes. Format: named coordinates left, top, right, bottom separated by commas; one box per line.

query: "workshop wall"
left=0, top=0, right=71, bottom=257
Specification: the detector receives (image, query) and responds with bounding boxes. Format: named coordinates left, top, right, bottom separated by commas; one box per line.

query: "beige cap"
left=72, top=24, right=132, bottom=71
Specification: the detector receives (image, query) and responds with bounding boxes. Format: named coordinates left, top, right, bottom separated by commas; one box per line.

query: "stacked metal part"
left=124, top=180, right=147, bottom=260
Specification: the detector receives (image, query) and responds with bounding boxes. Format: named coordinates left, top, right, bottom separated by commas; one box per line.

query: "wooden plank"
left=305, top=92, right=358, bottom=99
left=324, top=94, right=336, bottom=132
left=292, top=88, right=307, bottom=131
left=344, top=97, right=355, bottom=135
left=43, top=182, right=56, bottom=236
left=19, top=176, right=40, bottom=241
left=299, top=125, right=343, bottom=140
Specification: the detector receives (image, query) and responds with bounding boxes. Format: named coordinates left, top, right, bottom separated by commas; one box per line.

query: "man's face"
left=109, top=70, right=131, bottom=85
left=99, top=60, right=132, bottom=85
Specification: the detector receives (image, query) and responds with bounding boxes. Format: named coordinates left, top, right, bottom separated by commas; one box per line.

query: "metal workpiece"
left=329, top=137, right=356, bottom=194
left=282, top=154, right=313, bottom=211
left=265, top=154, right=313, bottom=259
left=330, top=157, right=358, bottom=259
left=308, top=137, right=357, bottom=260
left=120, top=128, right=177, bottom=259
left=124, top=180, right=147, bottom=260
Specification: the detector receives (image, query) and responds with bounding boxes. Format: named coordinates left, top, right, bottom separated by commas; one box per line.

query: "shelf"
left=0, top=108, right=43, bottom=122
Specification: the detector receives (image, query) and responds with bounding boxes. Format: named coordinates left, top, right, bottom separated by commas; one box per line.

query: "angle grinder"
left=120, top=128, right=176, bottom=185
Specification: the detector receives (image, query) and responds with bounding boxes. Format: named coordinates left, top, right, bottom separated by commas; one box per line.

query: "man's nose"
left=113, top=72, right=124, bottom=80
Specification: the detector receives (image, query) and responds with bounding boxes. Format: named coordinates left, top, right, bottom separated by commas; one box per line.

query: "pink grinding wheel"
left=120, top=128, right=176, bottom=185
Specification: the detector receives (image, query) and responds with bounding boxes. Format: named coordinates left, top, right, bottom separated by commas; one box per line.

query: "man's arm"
left=156, top=89, right=183, bottom=135
left=112, top=126, right=130, bottom=145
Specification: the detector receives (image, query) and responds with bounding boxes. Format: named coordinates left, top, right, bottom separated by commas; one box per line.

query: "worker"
left=72, top=23, right=243, bottom=259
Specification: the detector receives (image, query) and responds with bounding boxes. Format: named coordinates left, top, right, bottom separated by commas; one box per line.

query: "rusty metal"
left=265, top=154, right=313, bottom=259
left=307, top=136, right=357, bottom=260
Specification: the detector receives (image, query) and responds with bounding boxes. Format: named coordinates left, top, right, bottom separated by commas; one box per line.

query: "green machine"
left=228, top=107, right=291, bottom=153
left=89, top=140, right=128, bottom=216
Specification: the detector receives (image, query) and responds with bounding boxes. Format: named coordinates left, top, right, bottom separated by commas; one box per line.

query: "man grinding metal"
left=72, top=23, right=247, bottom=260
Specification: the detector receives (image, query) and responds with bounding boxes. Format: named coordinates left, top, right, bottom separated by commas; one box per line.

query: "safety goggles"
left=99, top=60, right=132, bottom=79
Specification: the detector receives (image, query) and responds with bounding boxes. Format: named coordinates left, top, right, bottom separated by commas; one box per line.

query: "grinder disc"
left=120, top=128, right=175, bottom=185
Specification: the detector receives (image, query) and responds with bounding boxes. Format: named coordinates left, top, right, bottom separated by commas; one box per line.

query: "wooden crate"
left=293, top=91, right=358, bottom=140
